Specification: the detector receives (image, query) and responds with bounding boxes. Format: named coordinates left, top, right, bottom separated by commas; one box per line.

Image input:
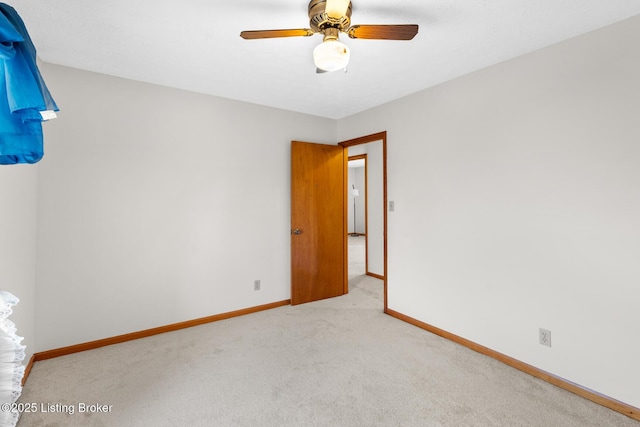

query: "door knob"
left=291, top=229, right=302, bottom=235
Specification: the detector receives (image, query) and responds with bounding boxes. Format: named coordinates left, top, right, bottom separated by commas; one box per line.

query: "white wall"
left=35, top=63, right=336, bottom=351
left=0, top=165, right=37, bottom=361
left=338, top=16, right=640, bottom=408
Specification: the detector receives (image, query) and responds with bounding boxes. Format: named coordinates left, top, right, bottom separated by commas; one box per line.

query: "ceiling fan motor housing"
left=308, top=0, right=352, bottom=33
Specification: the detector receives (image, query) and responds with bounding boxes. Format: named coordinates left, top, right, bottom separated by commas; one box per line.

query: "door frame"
left=348, top=153, right=367, bottom=237
left=339, top=131, right=388, bottom=311
left=348, top=153, right=369, bottom=272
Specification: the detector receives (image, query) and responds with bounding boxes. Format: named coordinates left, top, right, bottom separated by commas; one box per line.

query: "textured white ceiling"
left=6, top=0, right=640, bottom=119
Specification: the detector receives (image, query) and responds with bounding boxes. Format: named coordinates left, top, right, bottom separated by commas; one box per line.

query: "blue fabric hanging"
left=0, top=3, right=58, bottom=165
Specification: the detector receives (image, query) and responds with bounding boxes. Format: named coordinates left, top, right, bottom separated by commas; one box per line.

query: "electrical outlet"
left=389, top=201, right=395, bottom=212
left=539, top=328, right=551, bottom=347
left=254, top=280, right=261, bottom=291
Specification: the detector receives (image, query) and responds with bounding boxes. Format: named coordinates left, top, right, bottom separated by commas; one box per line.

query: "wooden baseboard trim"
left=366, top=272, right=384, bottom=280
left=21, top=354, right=36, bottom=386
left=32, top=300, right=291, bottom=363
left=385, top=308, right=639, bottom=421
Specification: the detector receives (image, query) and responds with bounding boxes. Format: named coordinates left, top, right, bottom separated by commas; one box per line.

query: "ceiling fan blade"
left=240, top=29, right=315, bottom=39
left=347, top=24, right=419, bottom=40
left=325, top=0, right=350, bottom=19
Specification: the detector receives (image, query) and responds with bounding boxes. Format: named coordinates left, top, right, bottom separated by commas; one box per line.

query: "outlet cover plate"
left=539, top=328, right=551, bottom=347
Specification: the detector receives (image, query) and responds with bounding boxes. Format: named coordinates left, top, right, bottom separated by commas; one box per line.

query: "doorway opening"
left=348, top=154, right=367, bottom=280
left=339, top=132, right=387, bottom=310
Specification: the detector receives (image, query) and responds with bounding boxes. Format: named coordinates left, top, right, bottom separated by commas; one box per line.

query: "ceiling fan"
left=240, top=0, right=419, bottom=73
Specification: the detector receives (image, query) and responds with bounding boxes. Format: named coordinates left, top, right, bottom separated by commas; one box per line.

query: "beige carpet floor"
left=348, top=235, right=366, bottom=279
left=16, top=238, right=637, bottom=426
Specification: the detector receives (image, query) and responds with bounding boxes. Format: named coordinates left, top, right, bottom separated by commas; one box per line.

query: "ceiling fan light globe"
left=313, top=40, right=350, bottom=72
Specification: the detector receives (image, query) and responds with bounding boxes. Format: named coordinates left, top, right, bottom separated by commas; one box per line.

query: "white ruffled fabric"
left=0, top=291, right=25, bottom=427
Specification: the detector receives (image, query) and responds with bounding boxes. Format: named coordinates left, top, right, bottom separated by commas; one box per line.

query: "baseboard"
left=385, top=308, right=640, bottom=421
left=28, top=299, right=291, bottom=369
left=366, top=272, right=384, bottom=280
left=21, top=354, right=36, bottom=386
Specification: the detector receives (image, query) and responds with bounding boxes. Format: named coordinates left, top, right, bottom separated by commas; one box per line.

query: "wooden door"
left=291, top=141, right=347, bottom=305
